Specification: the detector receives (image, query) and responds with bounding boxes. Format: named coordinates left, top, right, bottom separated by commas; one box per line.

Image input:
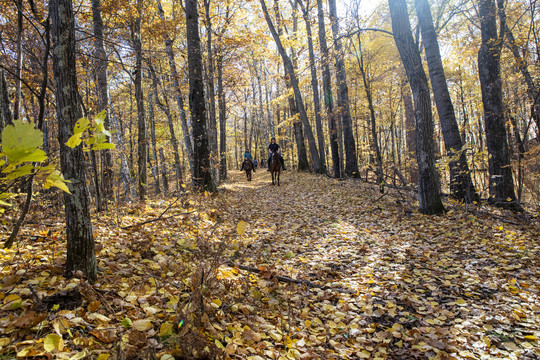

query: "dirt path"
left=215, top=170, right=540, bottom=359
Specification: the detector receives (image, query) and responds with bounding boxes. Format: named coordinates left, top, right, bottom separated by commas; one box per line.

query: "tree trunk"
left=415, top=0, right=478, bottom=203
left=148, top=93, right=161, bottom=195
left=401, top=81, right=418, bottom=184
left=328, top=0, right=359, bottom=178
left=159, top=147, right=169, bottom=196
left=298, top=0, right=327, bottom=173
left=14, top=0, right=23, bottom=121
left=149, top=65, right=183, bottom=192
left=186, top=0, right=216, bottom=192
left=157, top=0, right=194, bottom=174
left=131, top=7, right=146, bottom=201
left=217, top=54, right=227, bottom=180
left=477, top=0, right=519, bottom=209
left=388, top=0, right=445, bottom=214
left=0, top=70, right=13, bottom=134
left=505, top=24, right=540, bottom=139
left=109, top=101, right=135, bottom=200
left=204, top=0, right=219, bottom=180
left=91, top=0, right=113, bottom=207
left=316, top=0, right=340, bottom=178
left=353, top=34, right=384, bottom=191
left=260, top=0, right=322, bottom=173
left=51, top=0, right=97, bottom=282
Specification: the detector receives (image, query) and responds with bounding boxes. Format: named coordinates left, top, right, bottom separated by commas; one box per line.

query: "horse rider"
left=267, top=137, right=286, bottom=171
left=240, top=148, right=255, bottom=172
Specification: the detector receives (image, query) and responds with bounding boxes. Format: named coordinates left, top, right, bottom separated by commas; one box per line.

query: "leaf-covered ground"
left=1, top=170, right=539, bottom=360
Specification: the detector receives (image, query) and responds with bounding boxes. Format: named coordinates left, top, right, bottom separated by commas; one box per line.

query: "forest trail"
left=1, top=171, right=539, bottom=359
left=215, top=171, right=540, bottom=359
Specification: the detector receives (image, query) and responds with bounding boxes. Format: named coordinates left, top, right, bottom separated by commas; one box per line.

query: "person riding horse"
left=267, top=138, right=286, bottom=171
left=240, top=148, right=255, bottom=172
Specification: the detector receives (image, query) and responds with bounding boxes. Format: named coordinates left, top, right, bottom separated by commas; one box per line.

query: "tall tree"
left=297, top=0, right=327, bottom=173
left=51, top=0, right=97, bottom=282
left=157, top=0, right=194, bottom=174
left=13, top=0, right=23, bottom=121
left=477, top=0, right=518, bottom=208
left=186, top=0, right=216, bottom=192
left=328, top=0, right=360, bottom=177
left=0, top=70, right=13, bottom=134
left=388, top=0, right=445, bottom=214
left=260, top=0, right=323, bottom=173
left=316, top=0, right=340, bottom=178
left=204, top=0, right=219, bottom=179
left=414, top=0, right=479, bottom=203
left=130, top=1, right=146, bottom=201
left=91, top=0, right=113, bottom=208
left=504, top=23, right=540, bottom=139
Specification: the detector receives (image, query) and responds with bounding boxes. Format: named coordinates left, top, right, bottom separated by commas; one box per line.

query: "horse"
left=242, top=159, right=253, bottom=181
left=269, top=151, right=281, bottom=186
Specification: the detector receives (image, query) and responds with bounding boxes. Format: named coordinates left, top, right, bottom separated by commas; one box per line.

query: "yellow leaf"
left=97, top=354, right=111, bottom=360
left=236, top=220, right=247, bottom=235
left=44, top=333, right=64, bottom=352
left=159, top=322, right=174, bottom=337
left=214, top=339, right=225, bottom=350
left=160, top=355, right=175, bottom=360
left=132, top=319, right=152, bottom=331
left=456, top=298, right=466, bottom=306
left=0, top=338, right=10, bottom=347
left=211, top=299, right=222, bottom=308
left=524, top=335, right=537, bottom=340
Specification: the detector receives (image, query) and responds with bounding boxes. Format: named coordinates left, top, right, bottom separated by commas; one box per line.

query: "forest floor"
left=0, top=170, right=539, bottom=360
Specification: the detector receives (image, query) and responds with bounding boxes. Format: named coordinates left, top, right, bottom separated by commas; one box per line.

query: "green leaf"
left=95, top=110, right=107, bottom=123
left=121, top=317, right=132, bottom=329
left=3, top=163, right=33, bottom=179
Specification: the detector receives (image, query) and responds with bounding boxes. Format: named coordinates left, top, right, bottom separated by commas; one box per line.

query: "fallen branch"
left=121, top=195, right=190, bottom=230
left=227, top=262, right=354, bottom=294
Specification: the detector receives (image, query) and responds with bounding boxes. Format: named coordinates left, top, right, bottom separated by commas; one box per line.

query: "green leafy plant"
left=66, top=110, right=115, bottom=151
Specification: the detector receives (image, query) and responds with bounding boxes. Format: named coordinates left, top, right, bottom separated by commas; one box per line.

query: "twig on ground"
left=227, top=262, right=354, bottom=294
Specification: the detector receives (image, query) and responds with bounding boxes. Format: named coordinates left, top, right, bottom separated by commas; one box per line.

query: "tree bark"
left=477, top=0, right=519, bottom=209
left=504, top=23, right=540, bottom=139
left=0, top=70, right=13, bottom=134
left=130, top=5, right=146, bottom=201
left=186, top=0, right=216, bottom=192
left=159, top=147, right=169, bottom=196
left=149, top=65, right=183, bottom=192
left=260, top=0, right=322, bottom=173
left=51, top=0, right=97, bottom=282
left=328, top=0, right=359, bottom=177
left=401, top=80, right=418, bottom=184
left=217, top=54, right=227, bottom=180
left=14, top=0, right=23, bottom=121
left=157, top=0, right=194, bottom=174
left=388, top=0, right=445, bottom=214
left=297, top=0, right=327, bottom=173
left=203, top=0, right=219, bottom=180
left=352, top=34, right=384, bottom=191
left=415, top=0, right=478, bottom=203
left=316, top=0, right=340, bottom=178
left=91, top=0, right=113, bottom=207
left=148, top=93, right=161, bottom=195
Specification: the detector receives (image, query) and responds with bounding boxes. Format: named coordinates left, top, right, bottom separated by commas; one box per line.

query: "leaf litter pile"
left=1, top=171, right=539, bottom=360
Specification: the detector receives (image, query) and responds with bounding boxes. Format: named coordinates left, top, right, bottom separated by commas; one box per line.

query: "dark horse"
left=242, top=159, right=253, bottom=181
left=269, top=151, right=281, bottom=186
